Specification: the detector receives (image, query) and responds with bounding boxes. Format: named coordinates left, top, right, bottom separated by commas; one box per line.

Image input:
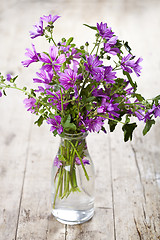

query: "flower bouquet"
left=0, top=14, right=160, bottom=224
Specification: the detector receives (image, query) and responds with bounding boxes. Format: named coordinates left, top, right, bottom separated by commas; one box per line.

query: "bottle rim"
left=62, top=131, right=88, bottom=139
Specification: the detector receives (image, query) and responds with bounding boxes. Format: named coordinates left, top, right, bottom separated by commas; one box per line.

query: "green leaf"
left=108, top=119, right=118, bottom=132
left=134, top=93, right=144, bottom=101
left=34, top=115, right=44, bottom=127
left=153, top=94, right=160, bottom=105
left=12, top=75, right=18, bottom=82
left=62, top=114, right=76, bottom=131
left=66, top=37, right=74, bottom=46
left=154, top=94, right=160, bottom=100
left=124, top=41, right=132, bottom=53
left=125, top=115, right=130, bottom=124
left=87, top=96, right=95, bottom=102
left=123, top=71, right=137, bottom=91
left=39, top=108, right=45, bottom=114
left=122, top=123, right=137, bottom=142
left=83, top=24, right=97, bottom=31
left=3, top=90, right=7, bottom=96
left=143, top=119, right=155, bottom=136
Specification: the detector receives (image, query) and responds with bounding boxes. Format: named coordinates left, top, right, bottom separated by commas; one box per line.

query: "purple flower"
left=46, top=90, right=68, bottom=111
left=40, top=45, right=66, bottom=72
left=21, top=44, right=39, bottom=67
left=92, top=87, right=110, bottom=99
left=84, top=55, right=104, bottom=76
left=133, top=57, right=143, bottom=77
left=29, top=20, right=43, bottom=39
left=121, top=54, right=135, bottom=73
left=97, top=99, right=120, bottom=119
left=58, top=42, right=71, bottom=53
left=34, top=86, right=45, bottom=93
left=69, top=48, right=81, bottom=72
left=47, top=116, right=63, bottom=134
left=104, top=43, right=120, bottom=55
left=81, top=116, right=105, bottom=132
left=33, top=69, right=53, bottom=85
left=154, top=105, right=160, bottom=118
left=54, top=156, right=62, bottom=168
left=143, top=104, right=159, bottom=122
left=104, top=36, right=120, bottom=55
left=41, top=14, right=60, bottom=24
left=134, top=109, right=145, bottom=121
left=75, top=157, right=90, bottom=165
left=97, top=22, right=114, bottom=40
left=0, top=90, right=2, bottom=97
left=6, top=74, right=12, bottom=81
left=59, top=68, right=77, bottom=90
left=104, top=66, right=117, bottom=83
left=121, top=54, right=143, bottom=77
left=23, top=98, right=37, bottom=113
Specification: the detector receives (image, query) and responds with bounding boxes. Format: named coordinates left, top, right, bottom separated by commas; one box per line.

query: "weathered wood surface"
left=0, top=0, right=160, bottom=239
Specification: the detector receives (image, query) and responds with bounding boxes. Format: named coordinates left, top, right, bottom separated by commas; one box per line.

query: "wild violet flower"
left=47, top=116, right=63, bottom=134
left=29, top=20, right=44, bottom=39
left=84, top=55, right=104, bottom=76
left=97, top=22, right=114, bottom=40
left=154, top=105, right=160, bottom=118
left=40, top=45, right=66, bottom=72
left=75, top=157, right=90, bottom=165
left=54, top=156, right=62, bottom=168
left=21, top=44, right=39, bottom=67
left=121, top=54, right=143, bottom=77
left=23, top=98, right=37, bottom=113
left=0, top=90, right=2, bottom=97
left=41, top=14, right=60, bottom=24
left=33, top=69, right=53, bottom=85
left=6, top=74, right=12, bottom=81
left=97, top=99, right=120, bottom=119
left=80, top=116, right=105, bottom=133
left=59, top=68, right=77, bottom=90
left=46, top=90, right=68, bottom=111
left=104, top=36, right=120, bottom=55
left=103, top=66, right=117, bottom=83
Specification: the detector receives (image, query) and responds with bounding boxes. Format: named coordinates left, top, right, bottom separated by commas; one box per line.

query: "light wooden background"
left=0, top=0, right=160, bottom=239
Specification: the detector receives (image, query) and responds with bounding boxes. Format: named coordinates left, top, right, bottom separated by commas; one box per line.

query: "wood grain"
left=0, top=0, right=160, bottom=239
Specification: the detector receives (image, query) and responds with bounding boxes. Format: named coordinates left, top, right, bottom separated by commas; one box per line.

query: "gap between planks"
left=14, top=122, right=33, bottom=240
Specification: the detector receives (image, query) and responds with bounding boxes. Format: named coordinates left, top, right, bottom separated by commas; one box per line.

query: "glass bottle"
left=51, top=132, right=95, bottom=225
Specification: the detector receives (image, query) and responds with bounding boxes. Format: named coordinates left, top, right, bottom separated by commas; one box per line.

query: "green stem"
left=59, top=88, right=64, bottom=115
left=80, top=73, right=90, bottom=96
left=97, top=114, right=125, bottom=125
left=61, top=170, right=70, bottom=198
left=53, top=167, right=63, bottom=208
left=68, top=140, right=89, bottom=181
left=96, top=38, right=102, bottom=56
left=59, top=168, right=64, bottom=198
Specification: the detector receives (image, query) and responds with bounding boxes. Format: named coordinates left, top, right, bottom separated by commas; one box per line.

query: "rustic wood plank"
left=0, top=95, right=32, bottom=240
left=15, top=123, right=66, bottom=240
left=131, top=122, right=160, bottom=239
left=66, top=131, right=115, bottom=240
left=1, top=0, right=160, bottom=239
left=109, top=123, right=160, bottom=239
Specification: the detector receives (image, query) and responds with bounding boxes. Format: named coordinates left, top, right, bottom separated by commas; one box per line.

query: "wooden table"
left=0, top=0, right=160, bottom=239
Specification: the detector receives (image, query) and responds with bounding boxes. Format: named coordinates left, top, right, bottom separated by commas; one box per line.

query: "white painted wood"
left=0, top=0, right=160, bottom=239
left=109, top=123, right=160, bottom=239
left=66, top=132, right=115, bottom=240
left=0, top=94, right=32, bottom=240
left=15, top=124, right=65, bottom=240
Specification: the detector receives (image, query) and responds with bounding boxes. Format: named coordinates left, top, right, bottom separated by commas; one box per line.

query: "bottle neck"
left=61, top=132, right=88, bottom=141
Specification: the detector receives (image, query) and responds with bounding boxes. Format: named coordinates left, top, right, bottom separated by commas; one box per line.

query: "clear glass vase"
left=51, top=132, right=95, bottom=225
